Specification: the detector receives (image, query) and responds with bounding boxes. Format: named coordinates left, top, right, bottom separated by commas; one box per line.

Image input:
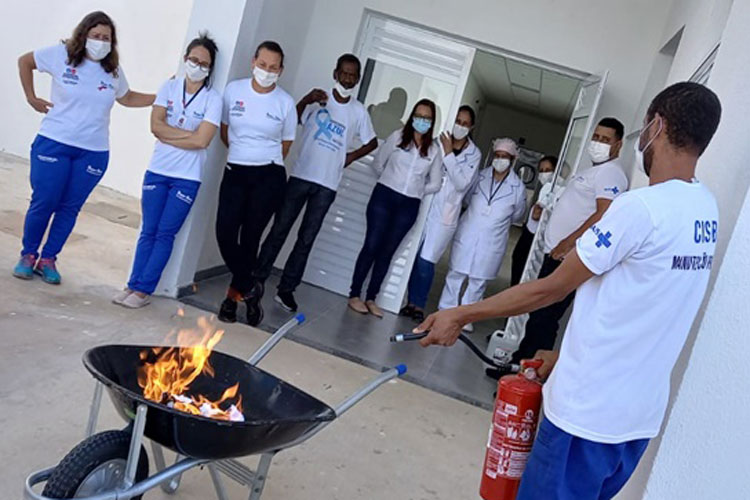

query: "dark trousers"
left=215, top=163, right=286, bottom=296
left=407, top=248, right=435, bottom=309
left=254, top=177, right=336, bottom=293
left=350, top=183, right=420, bottom=301
left=511, top=226, right=536, bottom=287
left=512, top=254, right=576, bottom=363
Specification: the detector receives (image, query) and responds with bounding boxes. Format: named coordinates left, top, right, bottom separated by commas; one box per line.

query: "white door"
left=302, top=14, right=475, bottom=313
left=489, top=70, right=609, bottom=358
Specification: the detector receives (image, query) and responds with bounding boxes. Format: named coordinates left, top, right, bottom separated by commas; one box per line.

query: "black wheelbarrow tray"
left=24, top=314, right=407, bottom=500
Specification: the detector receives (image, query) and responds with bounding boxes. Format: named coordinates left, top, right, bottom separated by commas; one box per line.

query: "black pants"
left=254, top=177, right=336, bottom=293
left=215, top=163, right=286, bottom=295
left=511, top=254, right=576, bottom=363
left=511, top=225, right=535, bottom=287
left=350, top=183, right=420, bottom=301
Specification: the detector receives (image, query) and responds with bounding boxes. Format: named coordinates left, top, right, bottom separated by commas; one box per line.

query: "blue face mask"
left=412, top=117, right=432, bottom=134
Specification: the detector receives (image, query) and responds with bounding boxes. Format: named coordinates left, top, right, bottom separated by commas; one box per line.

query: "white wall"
left=0, top=0, right=193, bottom=198
left=460, top=71, right=487, bottom=129
left=474, top=103, right=568, bottom=157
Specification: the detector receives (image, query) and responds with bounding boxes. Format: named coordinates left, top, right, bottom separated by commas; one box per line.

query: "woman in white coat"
left=438, top=137, right=526, bottom=331
left=401, top=105, right=481, bottom=322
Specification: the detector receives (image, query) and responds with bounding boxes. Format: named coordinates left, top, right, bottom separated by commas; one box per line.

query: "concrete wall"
left=0, top=0, right=193, bottom=198
left=474, top=103, right=568, bottom=158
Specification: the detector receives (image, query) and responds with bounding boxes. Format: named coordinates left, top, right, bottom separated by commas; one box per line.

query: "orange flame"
left=137, top=317, right=244, bottom=421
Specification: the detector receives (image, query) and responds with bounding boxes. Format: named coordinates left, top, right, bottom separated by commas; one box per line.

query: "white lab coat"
left=420, top=139, right=482, bottom=263
left=449, top=168, right=527, bottom=280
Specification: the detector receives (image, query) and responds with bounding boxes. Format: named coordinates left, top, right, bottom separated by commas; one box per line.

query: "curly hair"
left=64, top=11, right=119, bottom=76
left=647, top=82, right=721, bottom=155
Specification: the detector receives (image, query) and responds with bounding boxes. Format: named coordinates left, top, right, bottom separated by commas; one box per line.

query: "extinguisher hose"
left=390, top=332, right=520, bottom=372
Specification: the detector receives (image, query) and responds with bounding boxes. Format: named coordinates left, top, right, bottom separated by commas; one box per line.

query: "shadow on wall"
left=368, top=87, right=407, bottom=139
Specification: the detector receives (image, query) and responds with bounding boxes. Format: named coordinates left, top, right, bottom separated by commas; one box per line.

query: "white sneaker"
left=121, top=293, right=151, bottom=309
left=112, top=289, right=132, bottom=305
left=462, top=323, right=474, bottom=333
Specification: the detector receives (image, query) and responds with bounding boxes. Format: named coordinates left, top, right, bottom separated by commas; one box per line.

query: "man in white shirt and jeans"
left=416, top=82, right=722, bottom=499
left=487, top=117, right=629, bottom=379
left=252, top=54, right=377, bottom=311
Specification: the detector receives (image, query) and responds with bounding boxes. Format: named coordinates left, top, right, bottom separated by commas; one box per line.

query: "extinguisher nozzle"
left=389, top=333, right=428, bottom=343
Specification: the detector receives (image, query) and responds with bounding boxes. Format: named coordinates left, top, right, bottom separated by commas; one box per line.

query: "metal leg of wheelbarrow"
left=85, top=381, right=104, bottom=438
left=151, top=442, right=184, bottom=494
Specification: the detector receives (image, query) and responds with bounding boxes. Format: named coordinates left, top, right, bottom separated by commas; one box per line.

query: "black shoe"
left=485, top=365, right=515, bottom=380
left=218, top=298, right=238, bottom=323
left=399, top=304, right=416, bottom=317
left=274, top=291, right=298, bottom=312
left=412, top=309, right=425, bottom=323
left=244, top=281, right=265, bottom=327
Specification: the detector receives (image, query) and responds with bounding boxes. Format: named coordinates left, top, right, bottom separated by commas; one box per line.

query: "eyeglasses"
left=187, top=56, right=211, bottom=72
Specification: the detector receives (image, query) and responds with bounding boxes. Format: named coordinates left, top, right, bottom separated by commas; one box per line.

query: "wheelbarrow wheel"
left=41, top=430, right=149, bottom=499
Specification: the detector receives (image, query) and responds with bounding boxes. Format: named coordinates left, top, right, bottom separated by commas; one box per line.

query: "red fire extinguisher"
left=480, top=359, right=544, bottom=500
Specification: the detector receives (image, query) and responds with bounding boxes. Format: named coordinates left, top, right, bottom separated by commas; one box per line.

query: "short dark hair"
left=647, top=82, right=722, bottom=155
left=65, top=11, right=119, bottom=76
left=540, top=155, right=558, bottom=167
left=336, top=53, right=361, bottom=75
left=255, top=40, right=284, bottom=67
left=185, top=32, right=218, bottom=86
left=457, top=105, right=476, bottom=126
left=598, top=117, right=625, bottom=140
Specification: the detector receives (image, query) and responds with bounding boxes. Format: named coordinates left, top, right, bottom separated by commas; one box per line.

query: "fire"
left=137, top=317, right=244, bottom=422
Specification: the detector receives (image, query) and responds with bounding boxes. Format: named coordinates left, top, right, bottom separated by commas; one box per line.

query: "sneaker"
left=121, top=292, right=151, bottom=309
left=347, top=297, right=369, bottom=314
left=399, top=304, right=415, bottom=317
left=245, top=295, right=264, bottom=327
left=274, top=291, right=298, bottom=312
left=218, top=298, right=238, bottom=323
left=112, top=288, right=132, bottom=305
left=13, top=254, right=36, bottom=280
left=34, top=258, right=61, bottom=285
left=365, top=300, right=384, bottom=319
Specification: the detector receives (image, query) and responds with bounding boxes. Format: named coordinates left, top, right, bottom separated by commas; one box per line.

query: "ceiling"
left=469, top=50, right=582, bottom=122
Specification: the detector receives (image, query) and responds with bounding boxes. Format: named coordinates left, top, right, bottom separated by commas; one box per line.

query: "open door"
left=487, top=70, right=609, bottom=361
left=301, top=14, right=475, bottom=313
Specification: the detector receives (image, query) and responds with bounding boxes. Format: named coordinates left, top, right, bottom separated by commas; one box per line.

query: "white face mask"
left=492, top=157, right=511, bottom=173
left=253, top=66, right=279, bottom=88
left=334, top=81, right=355, bottom=99
left=635, top=117, right=663, bottom=177
left=588, top=140, right=611, bottom=164
left=452, top=124, right=470, bottom=140
left=538, top=172, right=554, bottom=185
left=185, top=60, right=209, bottom=83
left=85, top=38, right=111, bottom=61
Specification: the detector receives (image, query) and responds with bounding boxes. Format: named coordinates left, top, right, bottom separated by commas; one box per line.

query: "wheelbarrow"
left=25, top=314, right=407, bottom=500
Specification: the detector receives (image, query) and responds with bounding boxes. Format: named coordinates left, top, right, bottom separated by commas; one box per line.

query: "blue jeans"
left=517, top=417, right=650, bottom=500
left=350, top=183, right=421, bottom=301
left=407, top=250, right=435, bottom=309
left=22, top=135, right=109, bottom=259
left=254, top=177, right=336, bottom=293
left=127, top=171, right=200, bottom=295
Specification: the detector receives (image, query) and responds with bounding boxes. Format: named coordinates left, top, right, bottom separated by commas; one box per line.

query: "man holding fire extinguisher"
left=414, top=82, right=722, bottom=500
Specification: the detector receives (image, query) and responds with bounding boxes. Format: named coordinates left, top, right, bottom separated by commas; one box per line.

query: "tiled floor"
left=183, top=227, right=523, bottom=409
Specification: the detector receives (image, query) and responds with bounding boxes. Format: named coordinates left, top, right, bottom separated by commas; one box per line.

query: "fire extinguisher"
left=479, top=359, right=544, bottom=500
left=388, top=332, right=545, bottom=499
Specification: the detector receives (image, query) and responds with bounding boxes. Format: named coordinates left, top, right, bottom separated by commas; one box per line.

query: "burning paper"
left=137, top=317, right=245, bottom=422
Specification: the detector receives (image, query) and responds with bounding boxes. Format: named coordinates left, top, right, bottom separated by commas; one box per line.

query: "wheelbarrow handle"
left=247, top=313, right=306, bottom=366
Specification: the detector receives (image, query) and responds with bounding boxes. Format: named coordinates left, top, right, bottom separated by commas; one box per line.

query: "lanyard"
left=182, top=80, right=204, bottom=115
left=485, top=173, right=508, bottom=205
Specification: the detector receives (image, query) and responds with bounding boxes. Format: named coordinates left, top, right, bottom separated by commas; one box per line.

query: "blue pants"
left=407, top=250, right=435, bottom=309
left=22, top=135, right=109, bottom=259
left=350, top=183, right=421, bottom=301
left=127, top=171, right=200, bottom=295
left=517, top=417, right=649, bottom=500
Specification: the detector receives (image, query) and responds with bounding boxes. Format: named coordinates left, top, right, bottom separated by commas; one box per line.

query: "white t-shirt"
left=34, top=44, right=129, bottom=152
left=147, top=78, right=222, bottom=182
left=222, top=79, right=296, bottom=166
left=544, top=160, right=628, bottom=253
left=543, top=180, right=719, bottom=443
left=292, top=89, right=376, bottom=191
left=371, top=129, right=443, bottom=199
